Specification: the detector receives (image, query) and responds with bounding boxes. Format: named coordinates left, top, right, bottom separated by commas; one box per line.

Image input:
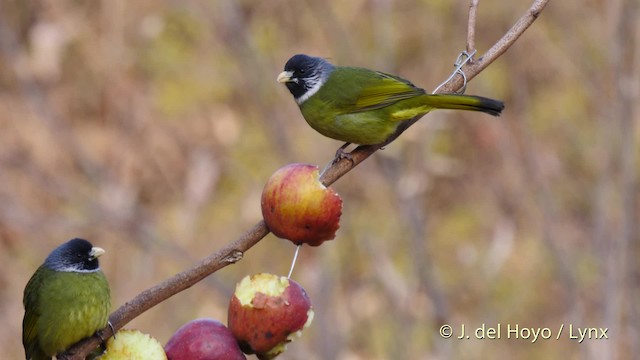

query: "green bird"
left=277, top=54, right=504, bottom=146
left=23, top=238, right=111, bottom=360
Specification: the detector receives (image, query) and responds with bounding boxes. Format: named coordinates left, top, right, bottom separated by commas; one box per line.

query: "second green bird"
left=277, top=54, right=504, bottom=146
left=23, top=238, right=111, bottom=360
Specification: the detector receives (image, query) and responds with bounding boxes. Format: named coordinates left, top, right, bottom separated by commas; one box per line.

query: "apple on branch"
left=228, top=273, right=314, bottom=359
left=261, top=163, right=342, bottom=246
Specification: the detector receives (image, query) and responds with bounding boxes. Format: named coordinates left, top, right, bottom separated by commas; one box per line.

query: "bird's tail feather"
left=424, top=94, right=504, bottom=116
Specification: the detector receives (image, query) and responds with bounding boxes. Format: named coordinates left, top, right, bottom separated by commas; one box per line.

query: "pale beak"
left=277, top=71, right=294, bottom=83
left=89, top=246, right=106, bottom=259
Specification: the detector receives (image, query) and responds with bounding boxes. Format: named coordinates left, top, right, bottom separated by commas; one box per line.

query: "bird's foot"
left=96, top=333, right=108, bottom=353
left=333, top=143, right=354, bottom=164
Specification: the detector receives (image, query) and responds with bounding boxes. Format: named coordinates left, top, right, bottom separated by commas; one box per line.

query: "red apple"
left=165, top=318, right=246, bottom=360
left=261, top=163, right=342, bottom=246
left=228, top=273, right=314, bottom=359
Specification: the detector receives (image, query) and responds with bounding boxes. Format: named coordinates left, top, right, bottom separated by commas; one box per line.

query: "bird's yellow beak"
left=89, top=246, right=105, bottom=259
left=277, top=71, right=293, bottom=83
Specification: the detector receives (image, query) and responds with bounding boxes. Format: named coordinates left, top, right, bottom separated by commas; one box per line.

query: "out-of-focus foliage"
left=1, top=1, right=638, bottom=359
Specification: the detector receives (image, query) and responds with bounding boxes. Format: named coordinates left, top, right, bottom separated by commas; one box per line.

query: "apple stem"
left=287, top=245, right=302, bottom=279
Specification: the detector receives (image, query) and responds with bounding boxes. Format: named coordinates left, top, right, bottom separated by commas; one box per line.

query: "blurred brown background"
left=1, top=0, right=638, bottom=359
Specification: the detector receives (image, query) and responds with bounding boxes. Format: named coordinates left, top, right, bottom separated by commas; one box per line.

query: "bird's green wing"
left=23, top=268, right=44, bottom=359
left=351, top=70, right=426, bottom=111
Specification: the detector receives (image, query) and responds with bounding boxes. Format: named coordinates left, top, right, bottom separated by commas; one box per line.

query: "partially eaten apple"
left=164, top=318, right=246, bottom=360
left=101, top=329, right=167, bottom=360
left=228, top=273, right=314, bottom=359
left=261, top=163, right=342, bottom=246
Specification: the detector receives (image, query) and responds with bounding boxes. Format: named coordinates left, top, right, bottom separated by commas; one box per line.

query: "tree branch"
left=444, top=0, right=550, bottom=92
left=60, top=0, right=550, bottom=358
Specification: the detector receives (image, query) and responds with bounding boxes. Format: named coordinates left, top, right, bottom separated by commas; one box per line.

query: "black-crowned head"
left=277, top=54, right=335, bottom=104
left=43, top=238, right=105, bottom=273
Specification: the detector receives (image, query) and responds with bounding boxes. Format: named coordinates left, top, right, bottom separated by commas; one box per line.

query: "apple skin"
left=228, top=274, right=314, bottom=359
left=261, top=163, right=342, bottom=246
left=165, top=318, right=246, bottom=360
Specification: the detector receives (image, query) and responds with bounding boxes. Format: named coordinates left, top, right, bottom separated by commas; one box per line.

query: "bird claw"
left=333, top=143, right=354, bottom=164
left=96, top=333, right=107, bottom=352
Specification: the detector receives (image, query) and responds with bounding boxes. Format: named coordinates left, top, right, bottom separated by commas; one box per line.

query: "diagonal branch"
left=59, top=0, right=550, bottom=358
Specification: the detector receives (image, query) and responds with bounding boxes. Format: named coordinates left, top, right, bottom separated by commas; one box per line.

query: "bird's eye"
left=299, top=68, right=306, bottom=74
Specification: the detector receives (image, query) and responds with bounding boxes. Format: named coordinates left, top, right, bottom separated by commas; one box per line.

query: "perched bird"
left=23, top=238, right=111, bottom=360
left=277, top=54, right=504, bottom=146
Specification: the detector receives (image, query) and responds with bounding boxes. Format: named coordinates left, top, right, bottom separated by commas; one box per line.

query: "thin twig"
left=60, top=0, right=550, bottom=357
left=441, top=0, right=550, bottom=93
left=467, top=0, right=479, bottom=56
